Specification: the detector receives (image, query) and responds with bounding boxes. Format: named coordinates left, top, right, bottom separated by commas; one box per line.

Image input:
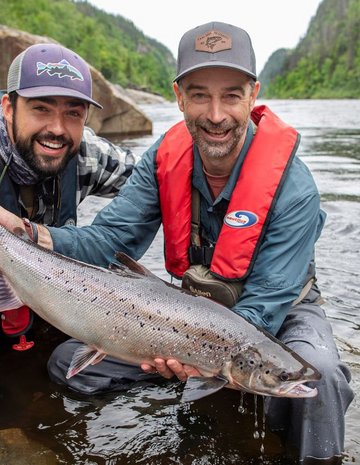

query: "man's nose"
left=46, top=114, right=66, bottom=135
left=207, top=98, right=226, bottom=124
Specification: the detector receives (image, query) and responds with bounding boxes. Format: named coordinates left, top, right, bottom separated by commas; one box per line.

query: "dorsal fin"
left=113, top=252, right=158, bottom=278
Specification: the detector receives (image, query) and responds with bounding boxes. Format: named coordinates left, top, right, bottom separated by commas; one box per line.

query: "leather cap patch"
left=195, top=30, right=232, bottom=53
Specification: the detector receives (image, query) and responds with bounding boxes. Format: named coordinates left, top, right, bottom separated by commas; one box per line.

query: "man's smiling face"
left=3, top=94, right=88, bottom=177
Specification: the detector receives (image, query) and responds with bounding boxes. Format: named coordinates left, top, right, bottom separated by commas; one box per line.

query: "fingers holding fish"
left=166, top=359, right=201, bottom=381
left=141, top=358, right=200, bottom=382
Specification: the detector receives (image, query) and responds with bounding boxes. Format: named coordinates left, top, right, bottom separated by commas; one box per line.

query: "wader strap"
left=188, top=188, right=214, bottom=266
left=190, top=188, right=201, bottom=247
left=292, top=278, right=325, bottom=306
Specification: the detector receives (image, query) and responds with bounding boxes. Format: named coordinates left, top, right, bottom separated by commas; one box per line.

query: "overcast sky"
left=87, top=0, right=322, bottom=73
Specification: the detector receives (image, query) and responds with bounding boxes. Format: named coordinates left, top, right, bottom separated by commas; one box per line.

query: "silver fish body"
left=0, top=226, right=321, bottom=400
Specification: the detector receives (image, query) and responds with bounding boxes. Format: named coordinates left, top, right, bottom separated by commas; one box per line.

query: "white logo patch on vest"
left=224, top=211, right=258, bottom=228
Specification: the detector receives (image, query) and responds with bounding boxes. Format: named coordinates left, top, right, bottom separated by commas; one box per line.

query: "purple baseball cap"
left=7, top=43, right=102, bottom=108
left=174, top=22, right=256, bottom=82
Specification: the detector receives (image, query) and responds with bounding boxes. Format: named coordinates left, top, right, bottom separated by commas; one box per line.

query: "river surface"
left=0, top=100, right=359, bottom=465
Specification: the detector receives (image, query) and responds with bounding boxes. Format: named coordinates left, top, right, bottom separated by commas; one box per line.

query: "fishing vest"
left=0, top=156, right=78, bottom=338
left=156, top=105, right=300, bottom=281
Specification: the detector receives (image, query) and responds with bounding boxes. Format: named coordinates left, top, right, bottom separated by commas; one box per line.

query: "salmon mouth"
left=232, top=377, right=318, bottom=398
left=278, top=381, right=318, bottom=398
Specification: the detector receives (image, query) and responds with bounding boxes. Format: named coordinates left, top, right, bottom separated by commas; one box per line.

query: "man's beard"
left=13, top=116, right=78, bottom=179
left=185, top=117, right=249, bottom=160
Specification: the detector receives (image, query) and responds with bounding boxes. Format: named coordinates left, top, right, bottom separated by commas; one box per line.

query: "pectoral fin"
left=66, top=345, right=106, bottom=379
left=181, top=375, right=229, bottom=403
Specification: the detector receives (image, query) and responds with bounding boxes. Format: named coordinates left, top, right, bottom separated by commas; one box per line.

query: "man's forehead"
left=24, top=95, right=88, bottom=107
left=181, top=67, right=251, bottom=88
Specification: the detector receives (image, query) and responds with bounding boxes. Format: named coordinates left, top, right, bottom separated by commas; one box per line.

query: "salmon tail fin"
left=66, top=345, right=106, bottom=379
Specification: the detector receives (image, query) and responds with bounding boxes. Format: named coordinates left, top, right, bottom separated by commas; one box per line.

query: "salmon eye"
left=279, top=371, right=289, bottom=381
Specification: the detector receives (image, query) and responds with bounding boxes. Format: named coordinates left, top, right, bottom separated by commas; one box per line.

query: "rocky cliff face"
left=0, top=25, right=152, bottom=137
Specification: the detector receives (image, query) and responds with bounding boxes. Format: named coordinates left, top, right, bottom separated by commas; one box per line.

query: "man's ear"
left=250, top=81, right=261, bottom=110
left=1, top=93, right=14, bottom=124
left=173, top=82, right=184, bottom=112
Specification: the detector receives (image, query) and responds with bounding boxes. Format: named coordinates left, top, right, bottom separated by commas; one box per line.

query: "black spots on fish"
left=140, top=322, right=145, bottom=328
left=117, top=297, right=128, bottom=303
left=44, top=275, right=52, bottom=281
left=172, top=327, right=179, bottom=333
left=83, top=288, right=88, bottom=292
left=132, top=304, right=135, bottom=310
left=91, top=296, right=98, bottom=303
left=106, top=311, right=111, bottom=316
left=150, top=325, right=159, bottom=331
left=67, top=288, right=73, bottom=293
left=108, top=289, right=115, bottom=295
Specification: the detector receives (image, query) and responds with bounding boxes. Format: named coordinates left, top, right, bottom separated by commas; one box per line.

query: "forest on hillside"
left=1, top=0, right=359, bottom=99
left=260, top=0, right=360, bottom=98
left=0, top=0, right=176, bottom=100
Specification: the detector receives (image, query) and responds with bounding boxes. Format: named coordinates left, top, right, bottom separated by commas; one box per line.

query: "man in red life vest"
left=0, top=23, right=353, bottom=465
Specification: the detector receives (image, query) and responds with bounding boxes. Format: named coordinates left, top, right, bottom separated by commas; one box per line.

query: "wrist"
left=37, top=224, right=54, bottom=250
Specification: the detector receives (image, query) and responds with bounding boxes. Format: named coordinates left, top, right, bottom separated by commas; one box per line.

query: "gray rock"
left=0, top=25, right=152, bottom=138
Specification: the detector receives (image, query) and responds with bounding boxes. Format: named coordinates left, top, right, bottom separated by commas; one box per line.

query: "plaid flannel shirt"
left=76, top=127, right=138, bottom=205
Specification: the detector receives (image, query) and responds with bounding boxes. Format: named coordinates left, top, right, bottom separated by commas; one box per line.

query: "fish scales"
left=0, top=226, right=321, bottom=399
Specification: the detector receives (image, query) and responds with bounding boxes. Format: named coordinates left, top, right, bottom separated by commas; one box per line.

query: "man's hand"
left=141, top=358, right=201, bottom=381
left=0, top=206, right=53, bottom=250
left=0, top=206, right=24, bottom=233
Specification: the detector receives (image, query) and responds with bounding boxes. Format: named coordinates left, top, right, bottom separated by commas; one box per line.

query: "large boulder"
left=0, top=25, right=152, bottom=138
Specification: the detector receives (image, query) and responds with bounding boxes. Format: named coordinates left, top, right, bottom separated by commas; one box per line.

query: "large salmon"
left=0, top=226, right=321, bottom=401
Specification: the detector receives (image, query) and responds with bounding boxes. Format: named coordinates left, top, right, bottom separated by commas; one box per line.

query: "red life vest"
left=156, top=105, right=300, bottom=280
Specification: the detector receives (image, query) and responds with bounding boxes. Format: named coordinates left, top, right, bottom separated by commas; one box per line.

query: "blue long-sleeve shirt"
left=49, top=123, right=326, bottom=335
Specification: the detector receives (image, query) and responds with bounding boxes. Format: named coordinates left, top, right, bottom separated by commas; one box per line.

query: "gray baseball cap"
left=7, top=43, right=102, bottom=108
left=174, top=22, right=257, bottom=82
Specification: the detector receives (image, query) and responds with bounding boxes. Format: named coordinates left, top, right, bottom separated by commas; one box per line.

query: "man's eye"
left=191, top=93, right=210, bottom=103
left=224, top=94, right=243, bottom=103
left=33, top=106, right=48, bottom=112
left=68, top=111, right=80, bottom=117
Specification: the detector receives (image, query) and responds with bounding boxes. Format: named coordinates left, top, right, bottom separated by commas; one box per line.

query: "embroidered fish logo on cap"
left=36, top=59, right=84, bottom=81
left=195, top=30, right=232, bottom=53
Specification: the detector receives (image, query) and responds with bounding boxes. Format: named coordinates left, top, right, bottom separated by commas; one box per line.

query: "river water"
left=0, top=100, right=359, bottom=465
